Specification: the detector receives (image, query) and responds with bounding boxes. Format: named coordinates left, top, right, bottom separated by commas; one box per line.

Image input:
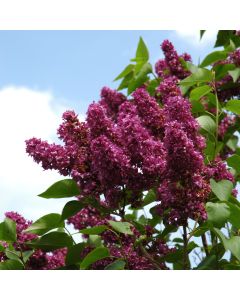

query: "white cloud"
left=0, top=86, right=73, bottom=221
left=175, top=30, right=218, bottom=47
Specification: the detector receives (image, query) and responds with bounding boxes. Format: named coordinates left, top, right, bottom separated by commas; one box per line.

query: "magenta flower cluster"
left=6, top=38, right=234, bottom=269
left=0, top=212, right=66, bottom=269
left=25, top=39, right=212, bottom=228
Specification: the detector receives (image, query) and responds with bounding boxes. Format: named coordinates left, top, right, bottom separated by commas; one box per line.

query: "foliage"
left=1, top=30, right=240, bottom=270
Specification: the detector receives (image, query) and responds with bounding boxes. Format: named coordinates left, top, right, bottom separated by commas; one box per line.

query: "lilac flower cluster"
left=206, top=157, right=235, bottom=183
left=155, top=40, right=191, bottom=80
left=214, top=49, right=240, bottom=101
left=218, top=115, right=236, bottom=139
left=156, top=79, right=210, bottom=225
left=20, top=38, right=240, bottom=269
left=26, top=86, right=167, bottom=209
left=5, top=212, right=36, bottom=245
left=0, top=212, right=66, bottom=270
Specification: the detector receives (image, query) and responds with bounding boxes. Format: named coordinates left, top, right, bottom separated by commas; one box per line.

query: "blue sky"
left=0, top=30, right=216, bottom=113
left=0, top=30, right=217, bottom=220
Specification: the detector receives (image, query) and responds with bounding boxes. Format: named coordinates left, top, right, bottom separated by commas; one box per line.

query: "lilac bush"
left=1, top=30, right=240, bottom=270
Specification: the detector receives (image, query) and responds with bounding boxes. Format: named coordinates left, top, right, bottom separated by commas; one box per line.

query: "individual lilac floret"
left=132, top=87, right=165, bottom=136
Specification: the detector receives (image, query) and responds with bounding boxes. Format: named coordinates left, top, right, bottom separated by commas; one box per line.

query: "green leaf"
left=114, top=64, right=134, bottom=81
left=225, top=237, right=240, bottom=261
left=80, top=246, right=109, bottom=270
left=185, top=62, right=199, bottom=74
left=117, top=71, right=134, bottom=91
left=61, top=200, right=85, bottom=220
left=143, top=189, right=156, bottom=206
left=87, top=235, right=102, bottom=247
left=22, top=250, right=34, bottom=263
left=214, top=228, right=240, bottom=261
left=180, top=68, right=213, bottom=87
left=227, top=136, right=238, bottom=151
left=27, top=232, right=73, bottom=251
left=38, top=179, right=80, bottom=199
left=165, top=242, right=198, bottom=263
left=190, top=99, right=205, bottom=113
left=200, top=51, right=228, bottom=68
left=204, top=140, right=216, bottom=162
left=200, top=30, right=206, bottom=40
left=79, top=225, right=108, bottom=235
left=25, top=213, right=63, bottom=235
left=214, top=63, right=235, bottom=80
left=227, top=202, right=240, bottom=229
left=65, top=243, right=86, bottom=265
left=206, top=202, right=230, bottom=227
left=108, top=221, right=133, bottom=235
left=196, top=255, right=217, bottom=270
left=210, top=179, right=233, bottom=201
left=147, top=79, right=159, bottom=95
left=214, top=30, right=233, bottom=48
left=225, top=99, right=240, bottom=115
left=0, top=260, right=24, bottom=270
left=5, top=249, right=22, bottom=263
left=134, top=37, right=149, bottom=63
left=196, top=115, right=216, bottom=135
left=190, top=85, right=212, bottom=101
left=228, top=68, right=240, bottom=83
left=105, top=259, right=125, bottom=270
left=227, top=154, right=240, bottom=173
left=0, top=218, right=17, bottom=242
left=127, top=62, right=152, bottom=95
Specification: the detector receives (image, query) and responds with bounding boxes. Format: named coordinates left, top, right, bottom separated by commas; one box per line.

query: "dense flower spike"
left=160, top=40, right=191, bottom=79
left=25, top=138, right=72, bottom=176
left=156, top=79, right=209, bottom=225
